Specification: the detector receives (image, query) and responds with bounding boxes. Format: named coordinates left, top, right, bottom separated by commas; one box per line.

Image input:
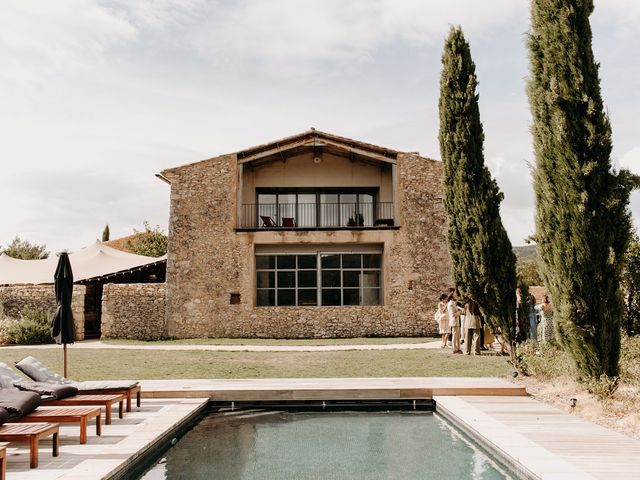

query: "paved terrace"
left=2, top=378, right=639, bottom=479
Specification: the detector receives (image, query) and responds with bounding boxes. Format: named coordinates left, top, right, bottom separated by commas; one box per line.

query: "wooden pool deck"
left=138, top=376, right=527, bottom=400
left=2, top=378, right=639, bottom=479
left=436, top=395, right=640, bottom=479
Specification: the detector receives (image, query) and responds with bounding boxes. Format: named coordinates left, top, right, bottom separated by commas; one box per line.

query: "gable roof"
left=236, top=128, right=399, bottom=164
left=160, top=129, right=412, bottom=179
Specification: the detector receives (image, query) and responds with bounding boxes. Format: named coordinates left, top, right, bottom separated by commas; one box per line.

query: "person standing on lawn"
left=447, top=289, right=464, bottom=353
left=463, top=299, right=482, bottom=355
left=435, top=293, right=449, bottom=348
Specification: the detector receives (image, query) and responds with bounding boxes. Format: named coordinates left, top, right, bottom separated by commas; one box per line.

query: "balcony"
left=237, top=202, right=395, bottom=230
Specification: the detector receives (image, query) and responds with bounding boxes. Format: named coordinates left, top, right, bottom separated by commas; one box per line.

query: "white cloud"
left=1, top=0, right=639, bottom=250
left=0, top=1, right=138, bottom=85
left=617, top=146, right=640, bottom=175
left=187, top=0, right=524, bottom=76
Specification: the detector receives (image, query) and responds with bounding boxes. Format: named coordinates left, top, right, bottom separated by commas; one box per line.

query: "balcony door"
left=319, top=192, right=374, bottom=227
left=257, top=188, right=377, bottom=228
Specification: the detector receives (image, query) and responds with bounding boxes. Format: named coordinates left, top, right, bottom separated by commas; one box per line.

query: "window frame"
left=255, top=251, right=383, bottom=307
left=255, top=187, right=378, bottom=228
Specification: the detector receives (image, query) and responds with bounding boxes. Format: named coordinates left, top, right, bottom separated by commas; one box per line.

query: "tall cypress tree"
left=439, top=27, right=518, bottom=343
left=527, top=0, right=637, bottom=380
left=102, top=224, right=110, bottom=242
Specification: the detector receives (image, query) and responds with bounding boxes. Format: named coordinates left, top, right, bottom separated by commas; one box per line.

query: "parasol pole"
left=63, top=343, right=68, bottom=378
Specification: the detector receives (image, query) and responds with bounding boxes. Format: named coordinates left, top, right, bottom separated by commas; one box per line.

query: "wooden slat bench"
left=9, top=407, right=101, bottom=444
left=0, top=423, right=59, bottom=468
left=79, top=385, right=141, bottom=412
left=45, top=394, right=125, bottom=424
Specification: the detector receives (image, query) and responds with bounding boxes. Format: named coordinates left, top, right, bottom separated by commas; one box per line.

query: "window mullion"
left=317, top=252, right=321, bottom=306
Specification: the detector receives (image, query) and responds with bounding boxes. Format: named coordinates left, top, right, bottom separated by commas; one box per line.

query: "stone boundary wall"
left=101, top=283, right=166, bottom=340
left=0, top=284, right=86, bottom=340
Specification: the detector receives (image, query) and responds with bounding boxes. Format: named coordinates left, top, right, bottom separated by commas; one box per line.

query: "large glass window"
left=256, top=253, right=382, bottom=306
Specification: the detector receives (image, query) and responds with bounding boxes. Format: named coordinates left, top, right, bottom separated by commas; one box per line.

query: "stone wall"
left=163, top=150, right=451, bottom=338
left=0, top=284, right=86, bottom=340
left=101, top=283, right=166, bottom=340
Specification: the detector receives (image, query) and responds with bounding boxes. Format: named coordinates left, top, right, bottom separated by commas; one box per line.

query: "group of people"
left=434, top=288, right=499, bottom=355
left=434, top=287, right=555, bottom=355
left=516, top=288, right=554, bottom=343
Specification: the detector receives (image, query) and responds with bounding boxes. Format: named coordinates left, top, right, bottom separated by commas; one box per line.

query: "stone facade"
left=162, top=132, right=451, bottom=338
left=0, top=284, right=86, bottom=340
left=101, top=283, right=166, bottom=340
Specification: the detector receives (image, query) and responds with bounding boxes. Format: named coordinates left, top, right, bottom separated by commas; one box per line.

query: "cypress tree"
left=102, top=224, right=110, bottom=242
left=527, top=0, right=637, bottom=380
left=439, top=27, right=518, bottom=344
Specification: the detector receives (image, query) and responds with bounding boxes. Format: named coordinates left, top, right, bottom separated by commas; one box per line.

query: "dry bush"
left=516, top=335, right=640, bottom=438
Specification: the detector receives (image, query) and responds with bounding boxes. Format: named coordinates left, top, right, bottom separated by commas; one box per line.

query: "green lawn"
left=0, top=348, right=511, bottom=380
left=101, top=336, right=436, bottom=346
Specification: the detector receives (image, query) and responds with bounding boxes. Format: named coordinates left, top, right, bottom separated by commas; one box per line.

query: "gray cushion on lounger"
left=14, top=382, right=78, bottom=400
left=72, top=380, right=139, bottom=391
left=0, top=362, right=77, bottom=399
left=0, top=362, right=26, bottom=387
left=0, top=388, right=41, bottom=416
left=16, top=356, right=139, bottom=391
left=0, top=406, right=10, bottom=425
left=15, top=356, right=71, bottom=384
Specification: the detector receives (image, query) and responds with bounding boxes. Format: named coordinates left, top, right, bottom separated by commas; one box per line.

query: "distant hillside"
left=513, top=244, right=537, bottom=261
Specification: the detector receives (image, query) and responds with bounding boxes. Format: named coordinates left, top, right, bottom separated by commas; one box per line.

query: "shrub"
left=583, top=374, right=619, bottom=400
left=0, top=304, right=19, bottom=344
left=620, top=335, right=640, bottom=386
left=514, top=341, right=573, bottom=379
left=516, top=336, right=639, bottom=400
left=5, top=305, right=53, bottom=345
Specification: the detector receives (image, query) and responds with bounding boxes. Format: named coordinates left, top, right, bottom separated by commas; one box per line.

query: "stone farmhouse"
left=158, top=129, right=451, bottom=338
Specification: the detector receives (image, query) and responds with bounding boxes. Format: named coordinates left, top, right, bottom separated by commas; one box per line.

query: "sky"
left=1, top=0, right=639, bottom=254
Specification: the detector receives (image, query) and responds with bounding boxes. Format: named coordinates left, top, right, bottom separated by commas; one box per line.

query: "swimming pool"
left=137, top=410, right=512, bottom=479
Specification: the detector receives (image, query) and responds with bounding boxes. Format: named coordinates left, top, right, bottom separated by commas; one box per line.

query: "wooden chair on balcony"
left=281, top=217, right=296, bottom=228
left=260, top=216, right=278, bottom=227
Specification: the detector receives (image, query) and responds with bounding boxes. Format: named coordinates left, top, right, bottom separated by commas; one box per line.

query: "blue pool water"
left=139, top=411, right=511, bottom=479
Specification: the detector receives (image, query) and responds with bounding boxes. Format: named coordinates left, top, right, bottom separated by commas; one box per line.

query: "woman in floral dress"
left=535, top=295, right=554, bottom=343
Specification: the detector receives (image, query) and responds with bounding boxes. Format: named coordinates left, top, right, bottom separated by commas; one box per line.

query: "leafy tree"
left=1, top=236, right=49, bottom=259
left=439, top=27, right=518, bottom=344
left=102, top=224, right=110, bottom=242
left=128, top=222, right=168, bottom=257
left=516, top=257, right=543, bottom=287
left=622, top=232, right=640, bottom=336
left=527, top=0, right=638, bottom=380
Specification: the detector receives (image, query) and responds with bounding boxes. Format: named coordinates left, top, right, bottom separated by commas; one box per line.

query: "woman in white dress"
left=434, top=294, right=449, bottom=347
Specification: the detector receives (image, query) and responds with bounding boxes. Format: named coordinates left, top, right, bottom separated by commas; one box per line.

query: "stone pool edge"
left=57, top=398, right=209, bottom=480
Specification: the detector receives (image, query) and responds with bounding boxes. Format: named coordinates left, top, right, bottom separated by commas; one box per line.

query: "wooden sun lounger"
left=9, top=407, right=101, bottom=445
left=0, top=423, right=59, bottom=468
left=45, top=394, right=125, bottom=424
left=78, top=384, right=141, bottom=413
left=0, top=444, right=5, bottom=480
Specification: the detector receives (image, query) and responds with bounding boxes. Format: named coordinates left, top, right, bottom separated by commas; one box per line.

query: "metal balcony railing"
left=238, top=202, right=395, bottom=229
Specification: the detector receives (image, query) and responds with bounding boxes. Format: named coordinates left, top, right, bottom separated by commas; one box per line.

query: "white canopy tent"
left=0, top=241, right=166, bottom=285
